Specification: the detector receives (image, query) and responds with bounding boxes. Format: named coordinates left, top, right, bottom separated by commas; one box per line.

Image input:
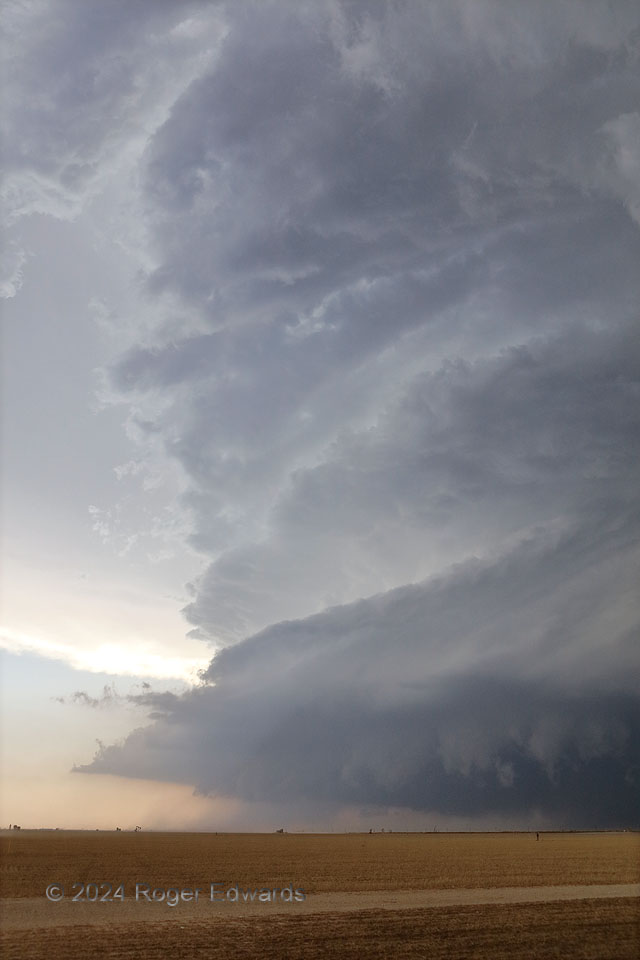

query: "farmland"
left=1, top=831, right=638, bottom=958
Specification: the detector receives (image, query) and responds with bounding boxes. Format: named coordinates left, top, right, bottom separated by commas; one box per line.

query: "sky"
left=1, top=0, right=639, bottom=832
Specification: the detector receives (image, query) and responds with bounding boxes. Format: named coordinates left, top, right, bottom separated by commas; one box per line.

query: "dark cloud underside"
left=8, top=0, right=638, bottom=825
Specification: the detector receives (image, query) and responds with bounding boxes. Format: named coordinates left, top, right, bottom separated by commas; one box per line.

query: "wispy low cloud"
left=54, top=682, right=154, bottom=708
left=54, top=685, right=119, bottom=709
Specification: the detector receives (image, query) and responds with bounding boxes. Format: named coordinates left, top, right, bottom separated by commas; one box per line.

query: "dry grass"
left=1, top=898, right=638, bottom=959
left=1, top=830, right=638, bottom=899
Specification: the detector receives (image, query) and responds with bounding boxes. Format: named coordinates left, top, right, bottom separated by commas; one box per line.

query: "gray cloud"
left=78, top=508, right=640, bottom=827
left=8, top=1, right=640, bottom=825
left=181, top=317, right=640, bottom=643
left=100, top=0, right=640, bottom=644
left=1, top=0, right=224, bottom=221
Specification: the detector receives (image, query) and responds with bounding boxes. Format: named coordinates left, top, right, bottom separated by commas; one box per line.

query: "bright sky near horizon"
left=1, top=0, right=639, bottom=832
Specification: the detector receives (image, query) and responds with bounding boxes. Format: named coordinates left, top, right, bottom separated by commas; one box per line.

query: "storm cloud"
left=7, top=0, right=640, bottom=826
left=80, top=505, right=640, bottom=826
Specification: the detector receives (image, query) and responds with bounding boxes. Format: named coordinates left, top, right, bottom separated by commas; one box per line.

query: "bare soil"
left=2, top=830, right=638, bottom=898
left=1, top=899, right=638, bottom=960
left=1, top=882, right=639, bottom=929
left=1, top=832, right=638, bottom=958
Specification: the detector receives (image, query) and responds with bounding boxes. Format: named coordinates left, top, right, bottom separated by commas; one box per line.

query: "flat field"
left=2, top=830, right=639, bottom=897
left=1, top=831, right=638, bottom=959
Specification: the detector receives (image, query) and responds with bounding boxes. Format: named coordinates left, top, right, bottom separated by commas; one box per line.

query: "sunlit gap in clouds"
left=0, top=628, right=209, bottom=684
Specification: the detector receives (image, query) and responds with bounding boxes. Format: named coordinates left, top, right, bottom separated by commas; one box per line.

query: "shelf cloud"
left=8, top=0, right=639, bottom=826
